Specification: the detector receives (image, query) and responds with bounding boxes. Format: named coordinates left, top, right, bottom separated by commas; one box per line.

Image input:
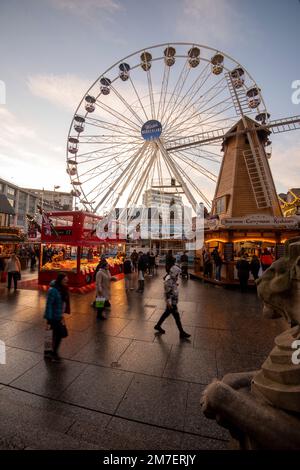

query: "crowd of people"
left=2, top=244, right=276, bottom=363
left=202, top=246, right=275, bottom=292
left=42, top=249, right=191, bottom=362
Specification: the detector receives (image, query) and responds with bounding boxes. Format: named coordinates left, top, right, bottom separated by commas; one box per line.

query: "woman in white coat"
left=95, top=259, right=112, bottom=319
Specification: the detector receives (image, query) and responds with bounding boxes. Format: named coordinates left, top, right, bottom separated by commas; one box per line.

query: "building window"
left=7, top=187, right=15, bottom=196
left=215, top=196, right=228, bottom=215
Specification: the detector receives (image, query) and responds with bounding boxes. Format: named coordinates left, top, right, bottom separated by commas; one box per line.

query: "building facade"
left=22, top=188, right=73, bottom=211
left=0, top=178, right=74, bottom=230
left=0, top=178, right=39, bottom=229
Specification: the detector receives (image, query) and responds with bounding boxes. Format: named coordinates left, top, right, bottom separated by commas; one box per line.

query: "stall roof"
left=0, top=194, right=15, bottom=215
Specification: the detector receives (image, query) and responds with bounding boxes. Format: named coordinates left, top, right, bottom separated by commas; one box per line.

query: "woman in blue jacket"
left=44, top=273, right=70, bottom=362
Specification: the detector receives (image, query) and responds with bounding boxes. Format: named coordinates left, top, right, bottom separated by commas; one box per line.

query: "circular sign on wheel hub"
left=141, top=120, right=162, bottom=141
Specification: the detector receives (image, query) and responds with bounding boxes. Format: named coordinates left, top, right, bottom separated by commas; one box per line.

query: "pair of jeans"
left=8, top=271, right=18, bottom=290
left=156, top=305, right=184, bottom=333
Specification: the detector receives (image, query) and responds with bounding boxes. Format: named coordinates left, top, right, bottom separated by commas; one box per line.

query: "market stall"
left=38, top=211, right=125, bottom=287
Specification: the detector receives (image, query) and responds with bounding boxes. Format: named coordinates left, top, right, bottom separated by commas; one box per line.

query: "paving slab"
left=60, top=364, right=133, bottom=413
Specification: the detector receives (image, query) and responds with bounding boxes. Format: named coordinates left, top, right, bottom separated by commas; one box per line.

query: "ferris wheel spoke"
left=177, top=147, right=221, bottom=163
left=157, top=139, right=197, bottom=210
left=157, top=62, right=170, bottom=122
left=164, top=62, right=211, bottom=131
left=110, top=85, right=144, bottom=125
left=85, top=116, right=139, bottom=137
left=111, top=144, right=151, bottom=209
left=83, top=147, right=144, bottom=200
left=80, top=154, right=134, bottom=187
left=75, top=141, right=141, bottom=162
left=128, top=146, right=157, bottom=206
left=164, top=98, right=233, bottom=140
left=76, top=145, right=142, bottom=179
left=128, top=76, right=149, bottom=122
left=162, top=64, right=191, bottom=129
left=164, top=76, right=228, bottom=135
left=168, top=154, right=211, bottom=206
left=77, top=134, right=140, bottom=143
left=160, top=57, right=189, bottom=125
left=93, top=143, right=148, bottom=211
left=95, top=100, right=140, bottom=132
left=172, top=151, right=218, bottom=182
left=146, top=68, right=156, bottom=120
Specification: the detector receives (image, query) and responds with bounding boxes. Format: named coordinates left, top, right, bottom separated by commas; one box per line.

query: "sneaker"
left=180, top=331, right=191, bottom=339
left=154, top=325, right=165, bottom=334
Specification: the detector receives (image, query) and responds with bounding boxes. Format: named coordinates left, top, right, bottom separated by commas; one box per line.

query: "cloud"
left=177, top=0, right=246, bottom=47
left=27, top=74, right=91, bottom=111
left=270, top=133, right=300, bottom=192
left=49, top=0, right=121, bottom=15
left=0, top=108, right=70, bottom=190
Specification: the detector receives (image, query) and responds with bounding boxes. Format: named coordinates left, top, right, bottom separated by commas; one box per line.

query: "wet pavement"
left=0, top=270, right=287, bottom=450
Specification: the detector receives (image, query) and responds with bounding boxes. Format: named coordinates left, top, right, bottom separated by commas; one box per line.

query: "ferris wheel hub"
left=141, top=119, right=162, bottom=141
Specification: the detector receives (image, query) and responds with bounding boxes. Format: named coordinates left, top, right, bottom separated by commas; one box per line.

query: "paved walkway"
left=0, top=271, right=287, bottom=450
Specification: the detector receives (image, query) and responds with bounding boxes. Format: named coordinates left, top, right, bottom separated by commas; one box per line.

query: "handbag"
left=16, top=272, right=21, bottom=281
left=95, top=296, right=106, bottom=308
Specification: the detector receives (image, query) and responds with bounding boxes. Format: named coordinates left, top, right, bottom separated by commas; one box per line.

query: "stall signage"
left=141, top=120, right=162, bottom=141
left=56, top=228, right=73, bottom=236
left=0, top=227, right=20, bottom=235
left=221, top=215, right=299, bottom=228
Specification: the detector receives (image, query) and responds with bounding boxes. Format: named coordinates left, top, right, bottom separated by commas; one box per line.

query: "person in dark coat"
left=236, top=256, right=250, bottom=292
left=137, top=252, right=147, bottom=293
left=211, top=247, right=222, bottom=281
left=250, top=254, right=260, bottom=280
left=44, top=273, right=70, bottom=362
left=130, top=250, right=138, bottom=272
left=154, top=264, right=191, bottom=339
left=165, top=250, right=175, bottom=274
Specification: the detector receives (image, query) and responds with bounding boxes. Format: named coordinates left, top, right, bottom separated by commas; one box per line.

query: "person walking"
left=149, top=251, right=156, bottom=276
left=5, top=253, right=21, bottom=291
left=180, top=251, right=189, bottom=279
left=44, top=273, right=70, bottom=362
left=165, top=249, right=175, bottom=274
left=130, top=250, right=138, bottom=272
left=95, top=259, right=112, bottom=319
left=155, top=252, right=160, bottom=274
left=136, top=252, right=147, bottom=293
left=260, top=248, right=273, bottom=272
left=250, top=254, right=260, bottom=280
left=154, top=264, right=191, bottom=340
left=236, top=255, right=250, bottom=292
left=203, top=249, right=212, bottom=278
left=123, top=254, right=134, bottom=291
left=211, top=247, right=222, bottom=281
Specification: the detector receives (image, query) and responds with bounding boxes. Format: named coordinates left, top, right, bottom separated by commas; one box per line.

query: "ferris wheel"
left=66, top=42, right=269, bottom=213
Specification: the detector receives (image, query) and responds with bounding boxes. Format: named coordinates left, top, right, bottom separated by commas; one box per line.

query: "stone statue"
left=201, top=238, right=300, bottom=449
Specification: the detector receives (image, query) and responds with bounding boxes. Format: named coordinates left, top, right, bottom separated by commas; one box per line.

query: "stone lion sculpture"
left=201, top=238, right=300, bottom=450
